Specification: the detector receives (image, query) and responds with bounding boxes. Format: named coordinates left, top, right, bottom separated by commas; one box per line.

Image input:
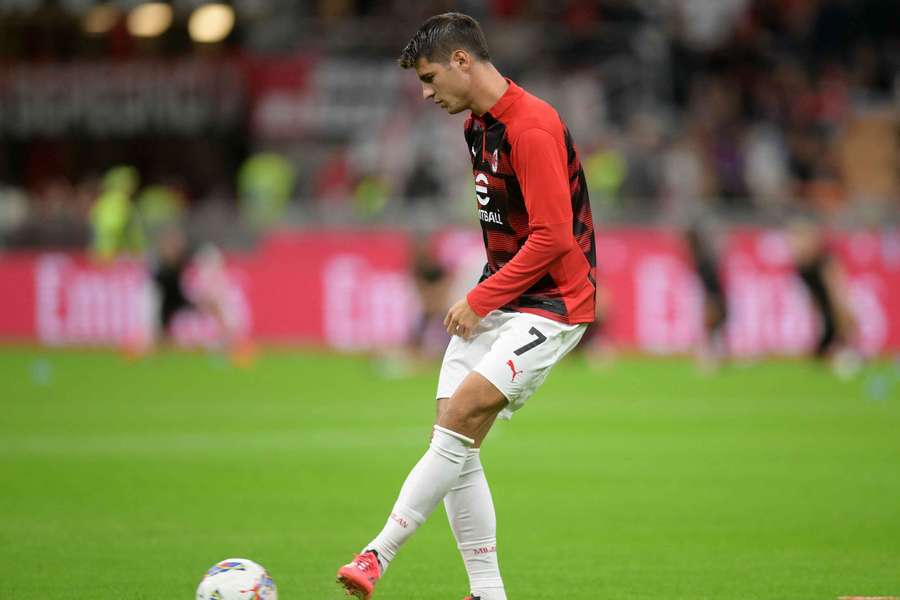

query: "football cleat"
left=462, top=596, right=482, bottom=600
left=336, top=550, right=382, bottom=599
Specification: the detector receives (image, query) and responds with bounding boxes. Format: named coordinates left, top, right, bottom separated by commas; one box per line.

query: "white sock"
left=444, top=448, right=506, bottom=600
left=365, top=425, right=473, bottom=572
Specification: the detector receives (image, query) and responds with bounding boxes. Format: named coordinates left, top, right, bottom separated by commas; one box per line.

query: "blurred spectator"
left=620, top=113, right=664, bottom=211
left=353, top=173, right=391, bottom=219
left=89, top=166, right=144, bottom=261
left=313, top=150, right=356, bottom=207
left=583, top=136, right=627, bottom=209
left=403, top=156, right=445, bottom=205
left=660, top=122, right=714, bottom=218
left=137, top=181, right=187, bottom=235
left=742, top=123, right=789, bottom=208
left=0, top=184, right=29, bottom=242
left=0, top=0, right=895, bottom=234
left=238, top=152, right=296, bottom=228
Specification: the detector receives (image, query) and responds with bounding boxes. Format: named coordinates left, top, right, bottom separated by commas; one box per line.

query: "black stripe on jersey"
left=478, top=264, right=570, bottom=318
left=513, top=293, right=568, bottom=317
left=564, top=127, right=577, bottom=164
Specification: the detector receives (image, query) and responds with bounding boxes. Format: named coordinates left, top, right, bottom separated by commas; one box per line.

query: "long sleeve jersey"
left=464, top=80, right=596, bottom=324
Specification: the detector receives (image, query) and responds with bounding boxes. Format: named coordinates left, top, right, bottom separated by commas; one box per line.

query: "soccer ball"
left=196, top=558, right=278, bottom=600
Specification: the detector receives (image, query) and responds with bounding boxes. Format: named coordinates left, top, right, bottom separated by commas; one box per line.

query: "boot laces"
left=355, top=552, right=378, bottom=573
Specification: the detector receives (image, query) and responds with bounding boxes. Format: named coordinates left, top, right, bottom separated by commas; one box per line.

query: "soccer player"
left=787, top=221, right=859, bottom=372
left=684, top=223, right=728, bottom=371
left=337, top=12, right=596, bottom=600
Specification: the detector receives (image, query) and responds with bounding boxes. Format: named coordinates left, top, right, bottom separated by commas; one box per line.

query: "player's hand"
left=444, top=297, right=481, bottom=339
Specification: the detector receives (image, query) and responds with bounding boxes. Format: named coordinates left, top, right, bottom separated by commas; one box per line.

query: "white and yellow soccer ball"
left=196, top=558, right=278, bottom=600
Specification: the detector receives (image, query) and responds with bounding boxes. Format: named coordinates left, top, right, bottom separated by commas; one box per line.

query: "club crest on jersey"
left=490, top=149, right=499, bottom=173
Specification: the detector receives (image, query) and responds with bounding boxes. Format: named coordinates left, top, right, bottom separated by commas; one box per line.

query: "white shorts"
left=436, top=310, right=587, bottom=420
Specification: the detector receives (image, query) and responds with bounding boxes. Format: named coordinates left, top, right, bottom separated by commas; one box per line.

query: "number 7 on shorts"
left=513, top=326, right=547, bottom=356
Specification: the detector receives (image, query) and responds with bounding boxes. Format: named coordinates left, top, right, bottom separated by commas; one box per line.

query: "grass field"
left=1, top=347, right=899, bottom=599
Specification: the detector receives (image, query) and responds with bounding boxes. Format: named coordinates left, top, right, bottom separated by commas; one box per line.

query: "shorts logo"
left=506, top=359, right=524, bottom=382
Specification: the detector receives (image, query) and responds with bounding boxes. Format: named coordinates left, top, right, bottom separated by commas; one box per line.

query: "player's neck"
left=469, top=63, right=509, bottom=117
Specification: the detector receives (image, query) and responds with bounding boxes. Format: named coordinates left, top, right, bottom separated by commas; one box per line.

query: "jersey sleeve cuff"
left=466, top=289, right=493, bottom=318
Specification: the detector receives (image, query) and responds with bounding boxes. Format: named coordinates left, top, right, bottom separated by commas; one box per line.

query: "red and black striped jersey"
left=464, top=80, right=596, bottom=324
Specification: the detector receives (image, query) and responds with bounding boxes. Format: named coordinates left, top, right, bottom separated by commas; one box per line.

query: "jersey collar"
left=481, top=78, right=522, bottom=121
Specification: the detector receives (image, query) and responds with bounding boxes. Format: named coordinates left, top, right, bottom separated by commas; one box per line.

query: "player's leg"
left=338, top=379, right=504, bottom=599
left=438, top=371, right=507, bottom=445
left=439, top=396, right=507, bottom=600
left=363, top=374, right=505, bottom=560
left=443, top=312, right=587, bottom=600
left=337, top=323, right=505, bottom=599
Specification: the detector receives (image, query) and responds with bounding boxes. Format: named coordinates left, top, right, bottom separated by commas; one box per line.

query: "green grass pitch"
left=1, top=347, right=899, bottom=599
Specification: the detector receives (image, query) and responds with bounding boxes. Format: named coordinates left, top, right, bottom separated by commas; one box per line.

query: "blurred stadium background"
left=1, top=1, right=899, bottom=598
left=0, top=0, right=898, bottom=355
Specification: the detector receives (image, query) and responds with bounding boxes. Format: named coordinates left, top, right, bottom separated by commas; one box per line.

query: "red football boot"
left=336, top=551, right=382, bottom=599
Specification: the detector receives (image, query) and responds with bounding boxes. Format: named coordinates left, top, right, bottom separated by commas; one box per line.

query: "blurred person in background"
left=237, top=151, right=295, bottom=228
left=685, top=222, right=728, bottom=371
left=577, top=282, right=616, bottom=369
left=619, top=113, right=664, bottom=214
left=583, top=134, right=627, bottom=210
left=141, top=224, right=253, bottom=366
left=787, top=220, right=860, bottom=376
left=136, top=179, right=187, bottom=236
left=148, top=224, right=193, bottom=347
left=353, top=172, right=392, bottom=219
left=337, top=12, right=595, bottom=600
left=0, top=183, right=29, bottom=245
left=89, top=165, right=144, bottom=262
left=375, top=238, right=453, bottom=379
left=403, top=155, right=445, bottom=207
left=408, top=241, right=452, bottom=359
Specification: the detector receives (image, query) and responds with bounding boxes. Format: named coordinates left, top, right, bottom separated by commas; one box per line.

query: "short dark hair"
left=398, top=12, right=491, bottom=69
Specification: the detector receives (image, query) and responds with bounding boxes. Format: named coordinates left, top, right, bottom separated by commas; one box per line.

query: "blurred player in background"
left=408, top=239, right=453, bottom=359
left=578, top=282, right=616, bottom=368
left=373, top=238, right=451, bottom=378
left=787, top=221, right=860, bottom=376
left=337, top=12, right=596, bottom=600
left=138, top=224, right=253, bottom=365
left=685, top=223, right=728, bottom=371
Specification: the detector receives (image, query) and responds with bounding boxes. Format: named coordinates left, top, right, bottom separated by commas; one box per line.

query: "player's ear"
left=452, top=49, right=470, bottom=71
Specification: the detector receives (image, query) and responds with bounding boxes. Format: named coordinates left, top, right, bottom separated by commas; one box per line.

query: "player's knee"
left=440, top=383, right=505, bottom=436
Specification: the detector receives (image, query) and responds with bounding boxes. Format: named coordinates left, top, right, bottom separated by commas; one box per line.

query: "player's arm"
left=466, top=127, right=574, bottom=316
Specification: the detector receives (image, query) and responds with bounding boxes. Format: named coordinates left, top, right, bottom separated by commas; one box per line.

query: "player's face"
left=414, top=55, right=471, bottom=115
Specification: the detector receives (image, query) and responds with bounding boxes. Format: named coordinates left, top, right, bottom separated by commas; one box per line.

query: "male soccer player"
left=337, top=12, right=596, bottom=600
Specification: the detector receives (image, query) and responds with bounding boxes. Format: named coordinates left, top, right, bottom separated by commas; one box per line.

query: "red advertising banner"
left=1, top=228, right=898, bottom=355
